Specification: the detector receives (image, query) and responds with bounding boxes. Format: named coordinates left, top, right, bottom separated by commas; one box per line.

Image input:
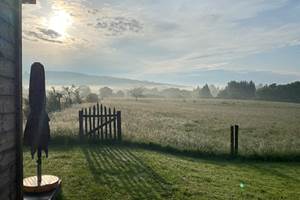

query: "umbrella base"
left=23, top=175, right=61, bottom=193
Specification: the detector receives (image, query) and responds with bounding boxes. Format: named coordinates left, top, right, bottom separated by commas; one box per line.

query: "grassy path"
left=24, top=144, right=300, bottom=200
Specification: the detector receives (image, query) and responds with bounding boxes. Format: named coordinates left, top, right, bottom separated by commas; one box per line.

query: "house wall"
left=0, top=0, right=22, bottom=199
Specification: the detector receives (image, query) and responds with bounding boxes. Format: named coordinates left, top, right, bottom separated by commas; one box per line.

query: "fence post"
left=230, top=125, right=234, bottom=157
left=97, top=103, right=100, bottom=138
left=93, top=105, right=96, bottom=139
left=109, top=108, right=112, bottom=140
left=100, top=104, right=103, bottom=140
left=104, top=106, right=108, bottom=139
left=113, top=108, right=117, bottom=140
left=117, top=111, right=122, bottom=141
left=79, top=110, right=83, bottom=139
left=234, top=125, right=239, bottom=156
left=89, top=107, right=92, bottom=138
left=84, top=108, right=88, bottom=136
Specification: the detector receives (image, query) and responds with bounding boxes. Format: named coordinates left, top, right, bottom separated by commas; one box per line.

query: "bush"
left=115, top=90, right=125, bottom=97
left=129, top=87, right=145, bottom=100
left=99, top=87, right=113, bottom=99
left=86, top=93, right=99, bottom=103
left=47, top=87, right=62, bottom=113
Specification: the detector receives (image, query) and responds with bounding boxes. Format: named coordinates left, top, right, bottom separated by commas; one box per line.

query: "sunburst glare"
left=48, top=10, right=72, bottom=38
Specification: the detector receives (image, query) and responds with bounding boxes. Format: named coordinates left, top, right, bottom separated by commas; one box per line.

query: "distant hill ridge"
left=23, top=71, right=183, bottom=88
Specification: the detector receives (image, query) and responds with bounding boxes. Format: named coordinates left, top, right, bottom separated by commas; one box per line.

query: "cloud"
left=38, top=28, right=61, bottom=38
left=22, top=0, right=300, bottom=84
left=93, top=17, right=143, bottom=36
left=23, top=28, right=63, bottom=43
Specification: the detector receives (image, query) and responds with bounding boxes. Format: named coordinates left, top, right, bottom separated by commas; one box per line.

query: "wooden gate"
left=79, top=103, right=122, bottom=141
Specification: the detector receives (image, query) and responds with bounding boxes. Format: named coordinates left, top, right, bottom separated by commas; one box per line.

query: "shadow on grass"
left=49, top=135, right=300, bottom=162
left=119, top=141, right=300, bottom=163
left=81, top=144, right=173, bottom=199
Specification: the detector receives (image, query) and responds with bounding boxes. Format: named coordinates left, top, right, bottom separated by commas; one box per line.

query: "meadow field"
left=49, top=98, right=300, bottom=158
left=23, top=98, right=300, bottom=199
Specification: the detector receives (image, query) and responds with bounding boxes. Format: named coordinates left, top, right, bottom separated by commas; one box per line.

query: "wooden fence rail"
left=79, top=103, right=122, bottom=141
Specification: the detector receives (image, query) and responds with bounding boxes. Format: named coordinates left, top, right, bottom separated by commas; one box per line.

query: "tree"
left=162, top=88, right=183, bottom=98
left=256, top=81, right=300, bottom=103
left=218, top=81, right=256, bottom=99
left=47, top=87, right=63, bottom=112
left=99, top=87, right=113, bottom=99
left=60, top=85, right=83, bottom=107
left=62, top=86, right=73, bottom=107
left=86, top=93, right=99, bottom=103
left=73, top=87, right=82, bottom=104
left=115, top=90, right=125, bottom=97
left=199, top=84, right=213, bottom=98
left=193, top=86, right=201, bottom=98
left=129, top=87, right=144, bottom=101
left=209, top=84, right=220, bottom=97
left=78, top=85, right=91, bottom=98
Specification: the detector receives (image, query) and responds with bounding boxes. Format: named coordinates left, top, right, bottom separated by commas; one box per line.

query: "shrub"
left=86, top=93, right=99, bottom=103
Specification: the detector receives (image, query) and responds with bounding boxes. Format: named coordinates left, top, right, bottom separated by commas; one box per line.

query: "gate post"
left=117, top=111, right=122, bottom=141
left=79, top=110, right=83, bottom=139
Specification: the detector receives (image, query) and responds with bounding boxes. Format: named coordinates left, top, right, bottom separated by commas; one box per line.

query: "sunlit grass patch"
left=23, top=144, right=300, bottom=200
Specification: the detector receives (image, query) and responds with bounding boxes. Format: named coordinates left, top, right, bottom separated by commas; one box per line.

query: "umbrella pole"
left=37, top=148, right=42, bottom=187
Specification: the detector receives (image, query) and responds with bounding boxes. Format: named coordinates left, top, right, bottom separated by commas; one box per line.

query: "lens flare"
left=48, top=10, right=72, bottom=38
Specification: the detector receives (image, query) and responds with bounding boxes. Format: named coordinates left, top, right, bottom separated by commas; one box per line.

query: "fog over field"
left=22, top=71, right=189, bottom=91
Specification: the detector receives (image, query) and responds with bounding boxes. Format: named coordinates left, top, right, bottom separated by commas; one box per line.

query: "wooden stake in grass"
left=234, top=125, right=239, bottom=156
left=230, top=125, right=239, bottom=157
left=230, top=125, right=235, bottom=156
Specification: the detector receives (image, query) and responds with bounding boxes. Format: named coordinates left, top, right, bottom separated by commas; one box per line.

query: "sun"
left=48, top=10, right=72, bottom=37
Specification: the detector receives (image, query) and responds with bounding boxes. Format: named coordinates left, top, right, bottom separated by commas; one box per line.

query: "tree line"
left=256, top=82, right=300, bottom=103
left=23, top=85, right=125, bottom=116
left=217, top=81, right=300, bottom=103
left=132, top=81, right=300, bottom=103
left=22, top=80, right=300, bottom=117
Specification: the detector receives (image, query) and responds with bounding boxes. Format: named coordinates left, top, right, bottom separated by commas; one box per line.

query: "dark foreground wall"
left=0, top=0, right=22, bottom=199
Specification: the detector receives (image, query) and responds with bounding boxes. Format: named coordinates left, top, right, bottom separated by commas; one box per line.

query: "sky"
left=22, top=0, right=300, bottom=86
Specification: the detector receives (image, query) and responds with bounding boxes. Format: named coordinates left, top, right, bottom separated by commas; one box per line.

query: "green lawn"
left=24, top=144, right=300, bottom=200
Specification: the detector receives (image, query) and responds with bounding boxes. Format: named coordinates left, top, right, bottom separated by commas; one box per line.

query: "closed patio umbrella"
left=24, top=62, right=50, bottom=186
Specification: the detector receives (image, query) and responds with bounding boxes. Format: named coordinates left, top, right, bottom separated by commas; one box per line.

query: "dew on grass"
left=240, top=182, right=245, bottom=189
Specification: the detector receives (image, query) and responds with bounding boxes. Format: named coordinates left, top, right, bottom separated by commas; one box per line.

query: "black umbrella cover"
left=24, top=62, right=50, bottom=159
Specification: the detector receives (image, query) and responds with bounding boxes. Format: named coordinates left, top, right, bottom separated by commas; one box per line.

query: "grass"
left=49, top=98, right=300, bottom=158
left=24, top=144, right=300, bottom=200
left=23, top=98, right=300, bottom=199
